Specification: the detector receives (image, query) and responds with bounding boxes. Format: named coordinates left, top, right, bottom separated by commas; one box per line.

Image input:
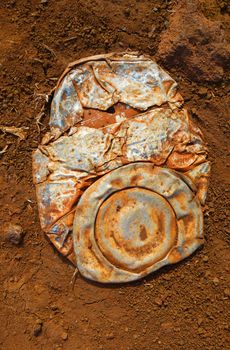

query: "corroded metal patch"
left=32, top=52, right=210, bottom=281
left=73, top=163, right=203, bottom=283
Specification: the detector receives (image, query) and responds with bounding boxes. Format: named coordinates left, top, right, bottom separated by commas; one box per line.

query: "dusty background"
left=0, top=0, right=229, bottom=349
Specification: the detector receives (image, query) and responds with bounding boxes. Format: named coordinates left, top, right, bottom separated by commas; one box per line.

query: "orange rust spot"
left=139, top=225, right=147, bottom=241
left=158, top=212, right=166, bottom=233
left=110, top=178, right=123, bottom=187
left=168, top=248, right=182, bottom=263
left=116, top=205, right=121, bottom=212
left=120, top=155, right=129, bottom=165
left=162, top=80, right=174, bottom=94
left=90, top=249, right=112, bottom=280
left=83, top=226, right=92, bottom=248
left=174, top=191, right=187, bottom=212
left=62, top=91, right=67, bottom=101
left=130, top=174, right=143, bottom=185
left=61, top=197, right=76, bottom=211
left=182, top=214, right=195, bottom=239
left=76, top=206, right=83, bottom=215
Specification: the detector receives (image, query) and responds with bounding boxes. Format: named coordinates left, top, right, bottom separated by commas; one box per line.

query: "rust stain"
left=110, top=178, right=124, bottom=188
left=139, top=225, right=147, bottom=241
left=130, top=174, right=144, bottom=185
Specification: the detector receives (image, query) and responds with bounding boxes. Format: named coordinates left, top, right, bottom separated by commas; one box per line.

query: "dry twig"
left=42, top=43, right=56, bottom=57
left=0, top=125, right=28, bottom=140
left=33, top=92, right=49, bottom=132
left=0, top=145, right=8, bottom=155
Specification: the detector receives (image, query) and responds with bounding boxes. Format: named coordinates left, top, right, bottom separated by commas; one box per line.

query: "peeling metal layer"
left=32, top=52, right=210, bottom=278
left=49, top=52, right=183, bottom=136
left=73, top=163, right=203, bottom=283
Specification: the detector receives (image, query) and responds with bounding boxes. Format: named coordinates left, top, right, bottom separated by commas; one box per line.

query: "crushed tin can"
left=32, top=52, right=210, bottom=283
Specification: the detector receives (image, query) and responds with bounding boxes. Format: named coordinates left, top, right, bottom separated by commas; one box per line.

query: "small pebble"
left=4, top=224, right=24, bottom=245
left=36, top=319, right=43, bottom=325
left=50, top=304, right=59, bottom=311
left=206, top=92, right=212, bottom=100
left=224, top=288, right=230, bottom=297
left=15, top=253, right=23, bottom=260
left=198, top=87, right=208, bottom=97
left=204, top=270, right=211, bottom=279
left=203, top=256, right=209, bottom=263
left=33, top=323, right=42, bottom=337
left=197, top=317, right=203, bottom=326
left=198, top=327, right=204, bottom=335
left=124, top=8, right=130, bottom=17
left=106, top=332, right=114, bottom=340
left=61, top=332, right=68, bottom=340
left=213, top=277, right=220, bottom=286
left=154, top=297, right=163, bottom=306
left=191, top=107, right=197, bottom=115
left=163, top=274, right=171, bottom=281
left=161, top=321, right=173, bottom=330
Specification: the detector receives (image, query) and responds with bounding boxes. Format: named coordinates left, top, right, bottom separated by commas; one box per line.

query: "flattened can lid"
left=73, top=162, right=203, bottom=283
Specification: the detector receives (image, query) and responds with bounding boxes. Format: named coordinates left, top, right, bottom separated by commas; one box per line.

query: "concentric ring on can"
left=73, top=162, right=203, bottom=283
left=95, top=188, right=177, bottom=272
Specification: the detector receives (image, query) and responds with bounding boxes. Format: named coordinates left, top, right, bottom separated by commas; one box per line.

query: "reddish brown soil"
left=0, top=1, right=229, bottom=349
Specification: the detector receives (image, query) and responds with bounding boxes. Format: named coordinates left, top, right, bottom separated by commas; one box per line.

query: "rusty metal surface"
left=48, top=52, right=183, bottom=138
left=32, top=52, right=210, bottom=281
left=73, top=163, right=203, bottom=283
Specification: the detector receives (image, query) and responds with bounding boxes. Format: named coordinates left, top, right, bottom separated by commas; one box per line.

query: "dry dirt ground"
left=0, top=0, right=229, bottom=349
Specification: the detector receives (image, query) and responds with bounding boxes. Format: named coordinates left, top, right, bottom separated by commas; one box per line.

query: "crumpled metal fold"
left=32, top=52, right=210, bottom=282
